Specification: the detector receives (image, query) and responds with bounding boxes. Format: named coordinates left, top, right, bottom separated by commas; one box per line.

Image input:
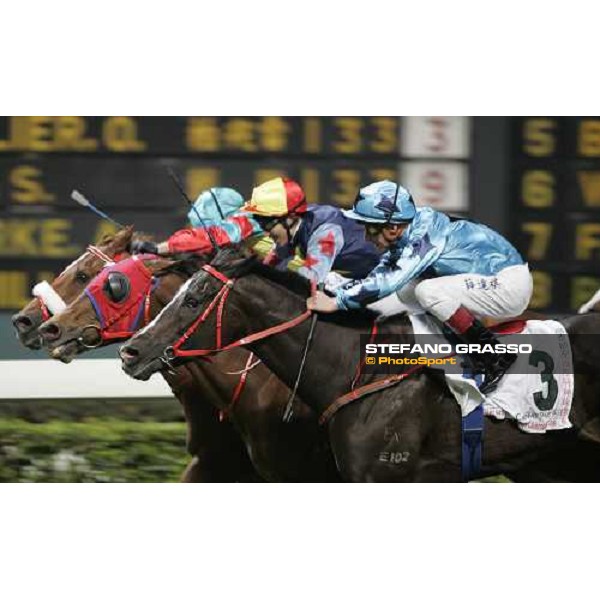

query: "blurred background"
left=0, top=116, right=597, bottom=481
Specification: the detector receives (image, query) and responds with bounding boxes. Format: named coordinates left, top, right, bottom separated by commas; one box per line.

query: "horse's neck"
left=230, top=276, right=411, bottom=414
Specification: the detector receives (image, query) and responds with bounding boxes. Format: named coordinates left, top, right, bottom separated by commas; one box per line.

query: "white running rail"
left=0, top=359, right=172, bottom=400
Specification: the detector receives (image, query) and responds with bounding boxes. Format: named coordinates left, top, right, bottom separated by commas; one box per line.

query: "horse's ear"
left=144, top=257, right=179, bottom=274
left=102, top=225, right=134, bottom=252
left=222, top=254, right=258, bottom=278
left=150, top=256, right=202, bottom=278
left=211, top=246, right=252, bottom=272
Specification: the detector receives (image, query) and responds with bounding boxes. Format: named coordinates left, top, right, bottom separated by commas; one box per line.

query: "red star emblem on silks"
left=302, top=254, right=319, bottom=268
left=317, top=232, right=336, bottom=257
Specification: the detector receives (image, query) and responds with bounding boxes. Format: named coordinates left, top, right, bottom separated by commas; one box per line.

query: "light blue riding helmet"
left=188, top=187, right=245, bottom=226
left=342, top=180, right=416, bottom=224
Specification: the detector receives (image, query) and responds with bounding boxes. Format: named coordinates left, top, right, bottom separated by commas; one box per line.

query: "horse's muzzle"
left=119, top=344, right=170, bottom=380
left=12, top=312, right=43, bottom=349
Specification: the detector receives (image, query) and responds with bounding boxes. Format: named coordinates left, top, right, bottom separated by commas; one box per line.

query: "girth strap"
left=461, top=404, right=484, bottom=481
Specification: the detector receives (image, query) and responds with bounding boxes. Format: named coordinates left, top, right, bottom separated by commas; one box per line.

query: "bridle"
left=162, top=263, right=315, bottom=365
left=33, top=245, right=120, bottom=324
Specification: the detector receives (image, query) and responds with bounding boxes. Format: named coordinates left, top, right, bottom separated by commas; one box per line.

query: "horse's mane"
left=211, top=247, right=311, bottom=295
left=242, top=257, right=315, bottom=297
left=210, top=247, right=405, bottom=329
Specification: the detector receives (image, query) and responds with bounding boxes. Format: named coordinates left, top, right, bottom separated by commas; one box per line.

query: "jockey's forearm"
left=297, top=223, right=344, bottom=284
left=297, top=255, right=335, bottom=284
left=166, top=216, right=263, bottom=255
left=167, top=227, right=225, bottom=254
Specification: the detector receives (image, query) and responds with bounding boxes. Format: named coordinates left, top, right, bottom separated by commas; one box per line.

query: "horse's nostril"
left=40, top=322, right=61, bottom=342
left=120, top=345, right=139, bottom=365
left=12, top=314, right=33, bottom=333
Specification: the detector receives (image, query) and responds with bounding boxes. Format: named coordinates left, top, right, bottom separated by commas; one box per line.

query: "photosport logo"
left=358, top=333, right=567, bottom=377
left=364, top=353, right=459, bottom=368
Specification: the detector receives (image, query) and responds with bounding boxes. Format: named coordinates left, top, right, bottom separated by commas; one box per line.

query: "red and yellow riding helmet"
left=242, top=177, right=307, bottom=218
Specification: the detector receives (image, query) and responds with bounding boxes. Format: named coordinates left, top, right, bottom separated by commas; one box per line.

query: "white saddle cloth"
left=409, top=314, right=574, bottom=434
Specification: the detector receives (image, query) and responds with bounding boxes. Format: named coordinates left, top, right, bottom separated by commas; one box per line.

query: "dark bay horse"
left=119, top=249, right=600, bottom=482
left=37, top=252, right=338, bottom=482
left=11, top=228, right=258, bottom=482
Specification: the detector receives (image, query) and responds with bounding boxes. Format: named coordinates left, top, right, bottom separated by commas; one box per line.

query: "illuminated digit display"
left=400, top=117, right=470, bottom=212
left=0, top=116, right=472, bottom=310
left=511, top=117, right=600, bottom=312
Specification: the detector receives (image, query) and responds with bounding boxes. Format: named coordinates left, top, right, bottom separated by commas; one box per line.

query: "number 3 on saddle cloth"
left=408, top=313, right=575, bottom=479
left=84, top=255, right=159, bottom=343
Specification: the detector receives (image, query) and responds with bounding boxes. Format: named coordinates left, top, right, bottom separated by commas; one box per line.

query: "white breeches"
left=413, top=264, right=533, bottom=322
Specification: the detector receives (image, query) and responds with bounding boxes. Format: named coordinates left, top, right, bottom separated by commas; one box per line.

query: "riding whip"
left=209, top=189, right=226, bottom=220
left=166, top=167, right=219, bottom=251
left=71, top=190, right=125, bottom=228
left=282, top=282, right=324, bottom=423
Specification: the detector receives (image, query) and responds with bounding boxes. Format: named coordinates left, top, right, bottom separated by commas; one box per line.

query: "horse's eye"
left=184, top=296, right=199, bottom=309
left=75, top=271, right=89, bottom=284
left=103, top=272, right=130, bottom=303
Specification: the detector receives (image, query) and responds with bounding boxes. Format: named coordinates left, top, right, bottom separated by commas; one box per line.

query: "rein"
left=163, top=264, right=425, bottom=425
left=164, top=264, right=315, bottom=360
left=319, top=365, right=425, bottom=425
left=318, top=319, right=424, bottom=425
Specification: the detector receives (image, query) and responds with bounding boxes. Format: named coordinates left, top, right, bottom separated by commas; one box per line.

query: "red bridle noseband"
left=37, top=297, right=51, bottom=322
left=164, top=264, right=315, bottom=361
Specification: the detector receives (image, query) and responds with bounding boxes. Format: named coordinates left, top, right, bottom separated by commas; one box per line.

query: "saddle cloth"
left=408, top=314, right=574, bottom=434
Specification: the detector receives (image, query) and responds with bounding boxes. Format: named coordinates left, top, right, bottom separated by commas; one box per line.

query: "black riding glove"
left=131, top=240, right=159, bottom=255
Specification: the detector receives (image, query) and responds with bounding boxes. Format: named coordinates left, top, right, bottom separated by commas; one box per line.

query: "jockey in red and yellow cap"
left=134, top=176, right=382, bottom=284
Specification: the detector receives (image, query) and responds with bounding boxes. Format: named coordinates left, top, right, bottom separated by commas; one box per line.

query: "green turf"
left=0, top=418, right=188, bottom=482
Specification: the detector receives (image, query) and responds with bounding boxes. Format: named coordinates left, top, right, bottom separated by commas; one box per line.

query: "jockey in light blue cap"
left=187, top=187, right=245, bottom=226
left=343, top=180, right=416, bottom=224
left=130, top=187, right=266, bottom=256
left=309, top=179, right=533, bottom=394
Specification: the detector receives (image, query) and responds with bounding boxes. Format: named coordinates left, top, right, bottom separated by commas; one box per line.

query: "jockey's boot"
left=444, top=307, right=516, bottom=395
